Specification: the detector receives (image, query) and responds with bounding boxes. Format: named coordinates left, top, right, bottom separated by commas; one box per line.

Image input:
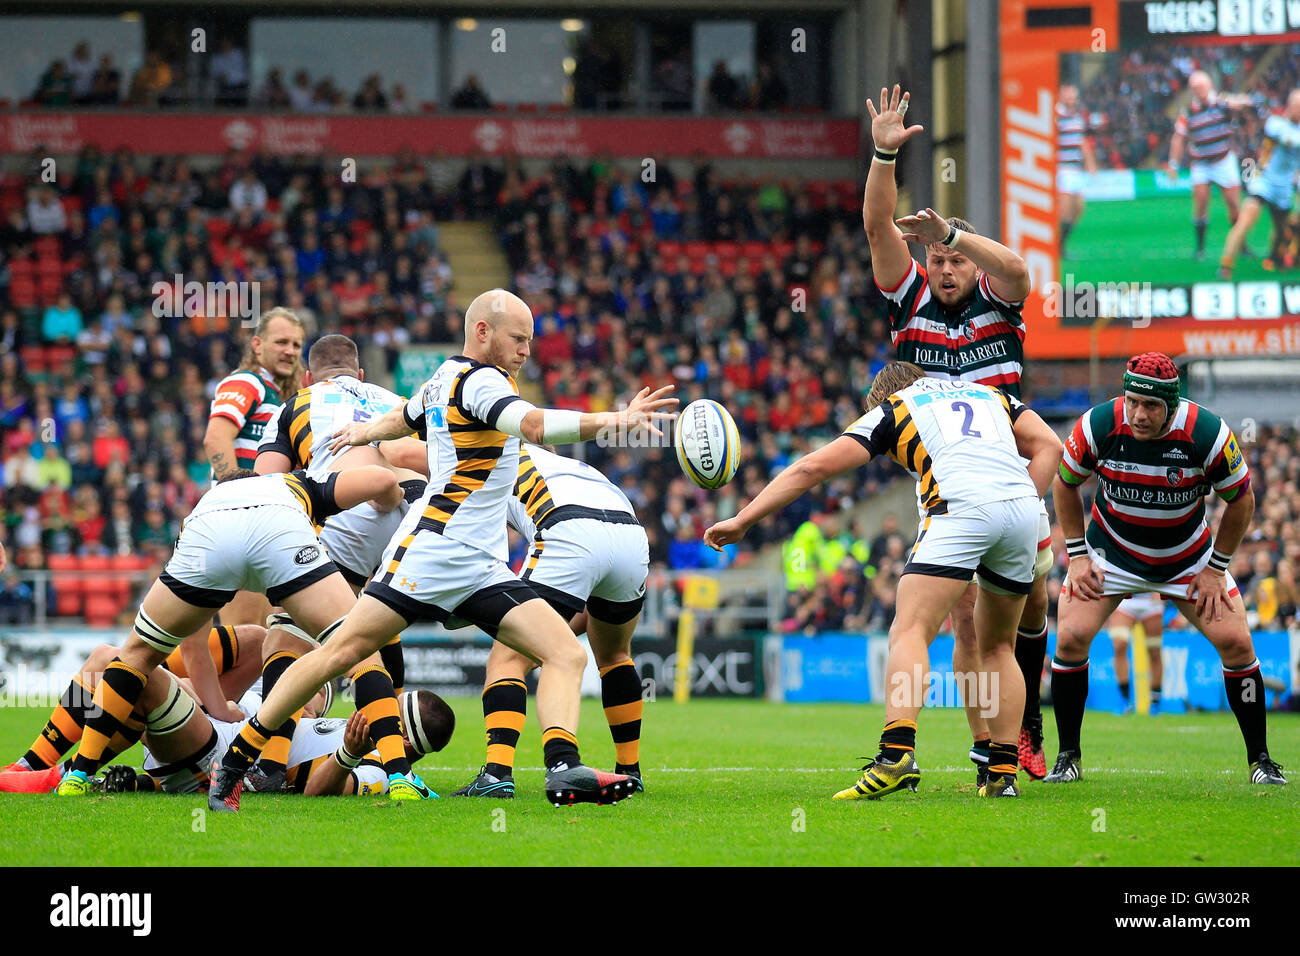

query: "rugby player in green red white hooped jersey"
left=201, top=306, right=307, bottom=637
left=204, top=307, right=306, bottom=482
left=1047, top=351, right=1285, bottom=786
left=864, top=84, right=1055, bottom=783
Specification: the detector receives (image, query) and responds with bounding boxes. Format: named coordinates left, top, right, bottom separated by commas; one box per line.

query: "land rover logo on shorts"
left=1166, top=468, right=1183, bottom=486
left=295, top=545, right=320, bottom=565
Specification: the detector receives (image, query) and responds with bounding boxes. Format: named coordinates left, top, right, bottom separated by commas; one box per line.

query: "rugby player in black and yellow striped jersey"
left=706, top=362, right=1062, bottom=799
left=868, top=83, right=1057, bottom=783
left=208, top=289, right=675, bottom=808
left=56, top=466, right=409, bottom=801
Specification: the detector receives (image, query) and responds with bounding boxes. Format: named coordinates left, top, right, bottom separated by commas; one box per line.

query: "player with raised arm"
left=1219, top=88, right=1300, bottom=278
left=1167, top=71, right=1253, bottom=261
left=54, top=465, right=407, bottom=797
left=253, top=333, right=427, bottom=783
left=203, top=307, right=306, bottom=634
left=1057, top=83, right=1098, bottom=260
left=706, top=362, right=1062, bottom=799
left=864, top=84, right=1055, bottom=781
left=1048, top=352, right=1285, bottom=785
left=206, top=289, right=676, bottom=809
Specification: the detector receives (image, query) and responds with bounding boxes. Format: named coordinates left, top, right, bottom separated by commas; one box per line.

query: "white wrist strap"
left=542, top=409, right=584, bottom=444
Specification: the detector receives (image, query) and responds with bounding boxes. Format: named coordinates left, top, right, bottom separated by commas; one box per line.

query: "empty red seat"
left=9, top=258, right=34, bottom=277
left=657, top=240, right=681, bottom=259
left=683, top=241, right=709, bottom=259
left=741, top=241, right=767, bottom=259
left=712, top=241, right=739, bottom=259
left=80, top=555, right=111, bottom=572
left=84, top=594, right=121, bottom=627
left=54, top=589, right=83, bottom=617
left=206, top=218, right=231, bottom=240
left=46, top=344, right=76, bottom=366
left=36, top=258, right=63, bottom=276
left=34, top=236, right=60, bottom=257
left=47, top=554, right=79, bottom=572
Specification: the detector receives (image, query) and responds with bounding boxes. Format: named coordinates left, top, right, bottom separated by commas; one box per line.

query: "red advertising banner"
left=1000, top=0, right=1300, bottom=358
left=0, top=111, right=861, bottom=160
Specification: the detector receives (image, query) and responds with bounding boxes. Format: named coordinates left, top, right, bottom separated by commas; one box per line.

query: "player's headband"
left=401, top=690, right=433, bottom=755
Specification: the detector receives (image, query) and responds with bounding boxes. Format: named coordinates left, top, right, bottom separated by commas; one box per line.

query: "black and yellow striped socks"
left=225, top=716, right=273, bottom=773
left=541, top=727, right=581, bottom=773
left=600, top=660, right=642, bottom=774
left=879, top=718, right=917, bottom=762
left=69, top=660, right=147, bottom=777
left=988, top=741, right=1018, bottom=779
left=352, top=665, right=410, bottom=777
left=22, top=675, right=93, bottom=769
left=257, top=650, right=302, bottom=775
left=482, top=678, right=527, bottom=778
left=380, top=637, right=405, bottom=695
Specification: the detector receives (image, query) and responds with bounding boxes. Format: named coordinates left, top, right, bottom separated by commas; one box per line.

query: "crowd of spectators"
left=1074, top=42, right=1300, bottom=171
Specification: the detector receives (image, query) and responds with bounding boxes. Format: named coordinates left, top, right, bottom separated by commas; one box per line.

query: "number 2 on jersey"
left=937, top=398, right=997, bottom=445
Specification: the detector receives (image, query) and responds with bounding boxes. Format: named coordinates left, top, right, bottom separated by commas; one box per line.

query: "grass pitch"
left=1062, top=194, right=1284, bottom=288
left=1, top=698, right=1296, bottom=867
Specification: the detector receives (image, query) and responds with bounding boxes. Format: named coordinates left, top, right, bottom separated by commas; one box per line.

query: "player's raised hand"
left=344, top=709, right=370, bottom=754
left=895, top=207, right=952, bottom=245
left=704, top=516, right=747, bottom=552
left=326, top=421, right=371, bottom=454
left=1066, top=555, right=1105, bottom=601
left=866, top=84, right=924, bottom=152
left=621, top=384, right=679, bottom=438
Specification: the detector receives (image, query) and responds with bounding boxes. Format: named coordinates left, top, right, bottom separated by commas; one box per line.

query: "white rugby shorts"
left=1189, top=151, right=1240, bottom=189
left=161, top=504, right=338, bottom=610
left=905, top=496, right=1040, bottom=595
left=522, top=516, right=649, bottom=624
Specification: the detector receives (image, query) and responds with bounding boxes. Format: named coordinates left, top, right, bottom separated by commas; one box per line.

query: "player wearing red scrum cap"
left=1048, top=352, right=1285, bottom=785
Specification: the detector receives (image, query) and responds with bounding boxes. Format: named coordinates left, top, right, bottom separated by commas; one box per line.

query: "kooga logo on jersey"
left=693, top=402, right=715, bottom=472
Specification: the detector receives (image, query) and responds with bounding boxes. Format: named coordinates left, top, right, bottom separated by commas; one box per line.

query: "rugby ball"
left=675, top=399, right=741, bottom=489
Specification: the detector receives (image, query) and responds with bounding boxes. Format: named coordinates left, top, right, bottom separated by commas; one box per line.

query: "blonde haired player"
left=204, top=306, right=306, bottom=639
left=706, top=362, right=1062, bottom=799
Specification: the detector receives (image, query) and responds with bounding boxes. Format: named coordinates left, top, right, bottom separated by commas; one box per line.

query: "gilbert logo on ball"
left=675, top=399, right=741, bottom=489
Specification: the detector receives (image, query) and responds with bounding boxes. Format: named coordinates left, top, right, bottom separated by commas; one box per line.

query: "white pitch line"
left=421, top=765, right=1237, bottom=775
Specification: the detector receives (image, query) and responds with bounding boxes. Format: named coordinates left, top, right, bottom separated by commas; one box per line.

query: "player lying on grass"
left=1, top=634, right=452, bottom=796
left=385, top=438, right=651, bottom=798
left=207, top=289, right=675, bottom=810
left=706, top=361, right=1062, bottom=798
left=864, top=83, right=1054, bottom=784
left=55, top=463, right=424, bottom=802
left=1048, top=352, right=1285, bottom=785
left=2, top=624, right=265, bottom=783
left=252, top=331, right=429, bottom=786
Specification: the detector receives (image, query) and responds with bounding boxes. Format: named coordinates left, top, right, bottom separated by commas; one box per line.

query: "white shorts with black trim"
left=161, top=505, right=339, bottom=608
left=1115, top=592, right=1164, bottom=622
left=1065, top=544, right=1240, bottom=602
left=1189, top=152, right=1240, bottom=189
left=365, top=529, right=536, bottom=636
left=522, top=515, right=649, bottom=625
left=905, top=496, right=1040, bottom=596
left=320, top=500, right=410, bottom=588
